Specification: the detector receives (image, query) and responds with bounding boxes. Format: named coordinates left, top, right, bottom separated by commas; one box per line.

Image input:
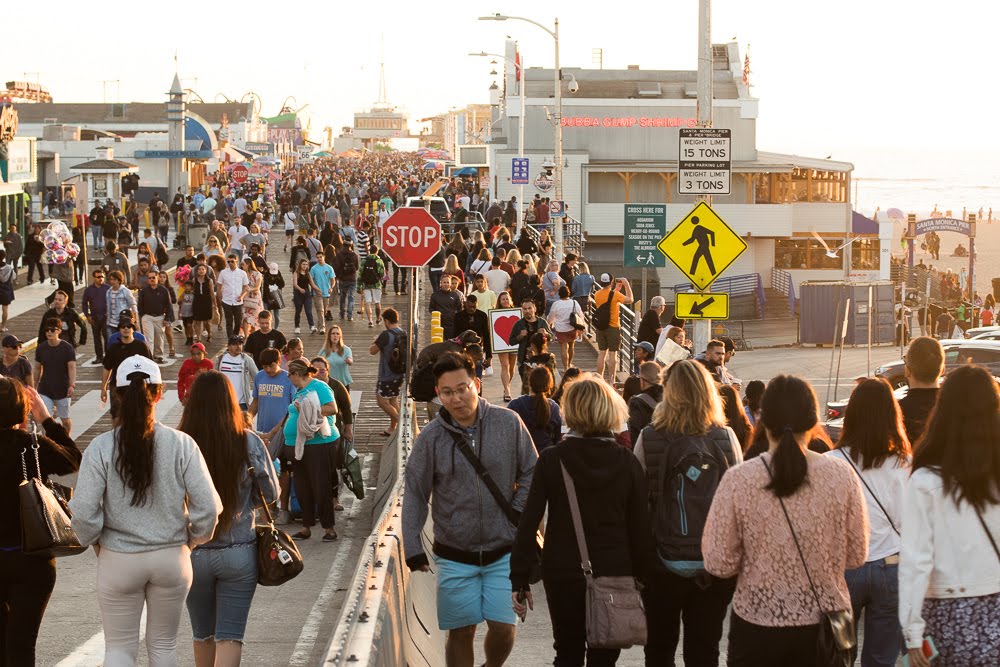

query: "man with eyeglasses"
left=38, top=290, right=87, bottom=349
left=402, top=351, right=537, bottom=667
left=34, top=317, right=77, bottom=434
left=82, top=270, right=111, bottom=363
left=217, top=254, right=250, bottom=339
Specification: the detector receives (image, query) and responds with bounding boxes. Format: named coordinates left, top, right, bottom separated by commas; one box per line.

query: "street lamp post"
left=480, top=13, right=563, bottom=258
left=469, top=50, right=527, bottom=235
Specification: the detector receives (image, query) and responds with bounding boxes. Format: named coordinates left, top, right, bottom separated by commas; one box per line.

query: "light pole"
left=469, top=50, right=527, bottom=234
left=479, top=13, right=563, bottom=258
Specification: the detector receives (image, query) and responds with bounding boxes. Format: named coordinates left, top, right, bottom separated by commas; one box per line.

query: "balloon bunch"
left=41, top=221, right=80, bottom=265
left=175, top=264, right=192, bottom=284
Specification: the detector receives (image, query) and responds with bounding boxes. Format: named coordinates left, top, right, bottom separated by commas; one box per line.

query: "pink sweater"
left=702, top=453, right=869, bottom=627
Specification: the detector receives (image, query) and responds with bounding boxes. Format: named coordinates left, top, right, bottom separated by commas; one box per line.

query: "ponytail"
left=528, top=366, right=554, bottom=430
left=759, top=375, right=818, bottom=498
left=113, top=379, right=163, bottom=507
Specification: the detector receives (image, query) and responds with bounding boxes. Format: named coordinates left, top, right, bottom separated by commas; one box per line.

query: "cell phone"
left=901, top=636, right=939, bottom=666
left=515, top=590, right=527, bottom=623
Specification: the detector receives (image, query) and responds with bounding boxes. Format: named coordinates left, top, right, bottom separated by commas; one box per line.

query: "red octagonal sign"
left=231, top=165, right=249, bottom=184
left=381, top=208, right=442, bottom=267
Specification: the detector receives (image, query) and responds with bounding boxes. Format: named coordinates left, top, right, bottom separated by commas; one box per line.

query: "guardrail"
left=523, top=215, right=586, bottom=259
left=670, top=272, right=766, bottom=318
left=771, top=268, right=797, bottom=316
left=585, top=297, right=638, bottom=379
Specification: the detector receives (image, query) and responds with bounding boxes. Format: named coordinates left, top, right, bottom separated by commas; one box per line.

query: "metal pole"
left=826, top=289, right=843, bottom=410
left=867, top=284, right=873, bottom=376
left=553, top=17, right=564, bottom=261
left=691, top=0, right=714, bottom=356
left=968, top=214, right=976, bottom=303
left=834, top=298, right=850, bottom=403
left=517, top=53, right=526, bottom=236
left=642, top=268, right=648, bottom=316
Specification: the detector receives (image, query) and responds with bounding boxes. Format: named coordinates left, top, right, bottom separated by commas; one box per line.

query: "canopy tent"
left=422, top=160, right=446, bottom=170
left=314, top=150, right=333, bottom=158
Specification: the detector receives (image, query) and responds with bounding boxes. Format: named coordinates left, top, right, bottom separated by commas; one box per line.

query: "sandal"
left=379, top=430, right=393, bottom=437
left=503, top=394, right=512, bottom=402
left=322, top=532, right=338, bottom=542
left=291, top=531, right=311, bottom=540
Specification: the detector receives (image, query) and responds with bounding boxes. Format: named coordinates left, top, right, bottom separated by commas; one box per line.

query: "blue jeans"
left=844, top=558, right=902, bottom=667
left=293, top=289, right=314, bottom=327
left=187, top=543, right=257, bottom=642
left=339, top=281, right=356, bottom=318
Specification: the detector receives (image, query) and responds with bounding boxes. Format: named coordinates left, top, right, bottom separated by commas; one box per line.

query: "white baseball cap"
left=115, top=355, right=163, bottom=387
left=268, top=262, right=279, bottom=275
left=599, top=273, right=614, bottom=285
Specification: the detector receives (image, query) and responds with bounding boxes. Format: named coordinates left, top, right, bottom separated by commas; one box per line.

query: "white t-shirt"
left=218, top=267, right=250, bottom=306
left=825, top=446, right=909, bottom=561
left=484, top=268, right=511, bottom=295
left=228, top=225, right=249, bottom=249
left=218, top=353, right=246, bottom=398
left=234, top=197, right=248, bottom=216
left=547, top=298, right=582, bottom=333
left=283, top=212, right=297, bottom=231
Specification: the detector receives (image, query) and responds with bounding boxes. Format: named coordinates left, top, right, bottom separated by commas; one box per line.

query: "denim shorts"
left=40, top=395, right=71, bottom=419
left=187, top=542, right=258, bottom=642
left=435, top=553, right=517, bottom=630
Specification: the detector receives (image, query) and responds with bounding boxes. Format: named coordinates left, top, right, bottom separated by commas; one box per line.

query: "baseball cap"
left=115, top=355, right=162, bottom=386
left=268, top=262, right=279, bottom=275
left=633, top=341, right=654, bottom=355
left=190, top=342, right=206, bottom=352
left=228, top=334, right=245, bottom=345
left=599, top=273, right=613, bottom=285
left=1, top=335, right=22, bottom=348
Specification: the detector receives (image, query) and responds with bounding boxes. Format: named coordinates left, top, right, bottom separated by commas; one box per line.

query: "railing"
left=771, top=268, right=797, bottom=316
left=585, top=297, right=638, bottom=379
left=523, top=214, right=586, bottom=259
left=670, top=272, right=766, bottom=318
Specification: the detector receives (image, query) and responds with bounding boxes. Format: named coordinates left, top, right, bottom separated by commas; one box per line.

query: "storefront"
left=0, top=135, right=37, bottom=237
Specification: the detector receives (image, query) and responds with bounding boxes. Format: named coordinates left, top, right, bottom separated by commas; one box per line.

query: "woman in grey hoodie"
left=71, top=355, right=222, bottom=667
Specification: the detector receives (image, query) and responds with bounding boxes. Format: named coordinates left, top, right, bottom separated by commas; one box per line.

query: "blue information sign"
left=511, top=157, right=529, bottom=185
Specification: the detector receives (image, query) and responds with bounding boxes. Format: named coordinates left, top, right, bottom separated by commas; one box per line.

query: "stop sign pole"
left=380, top=207, right=442, bottom=384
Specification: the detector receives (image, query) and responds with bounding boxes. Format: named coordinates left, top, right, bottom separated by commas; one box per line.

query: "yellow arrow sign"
left=657, top=201, right=748, bottom=291
left=675, top=292, right=730, bottom=320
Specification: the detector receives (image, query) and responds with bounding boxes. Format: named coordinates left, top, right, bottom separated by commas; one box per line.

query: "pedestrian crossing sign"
left=657, top=201, right=747, bottom=291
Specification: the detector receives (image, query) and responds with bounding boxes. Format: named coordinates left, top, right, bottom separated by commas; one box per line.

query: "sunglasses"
left=119, top=324, right=135, bottom=330
left=45, top=327, right=60, bottom=332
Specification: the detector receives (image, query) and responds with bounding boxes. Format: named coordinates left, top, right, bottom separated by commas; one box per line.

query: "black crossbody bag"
left=447, top=429, right=543, bottom=583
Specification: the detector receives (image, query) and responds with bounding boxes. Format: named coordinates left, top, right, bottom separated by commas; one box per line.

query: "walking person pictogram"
left=682, top=216, right=716, bottom=276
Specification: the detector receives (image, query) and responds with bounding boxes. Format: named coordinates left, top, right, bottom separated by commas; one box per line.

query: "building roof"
left=523, top=67, right=741, bottom=100
left=70, top=158, right=138, bottom=172
left=14, top=102, right=251, bottom=126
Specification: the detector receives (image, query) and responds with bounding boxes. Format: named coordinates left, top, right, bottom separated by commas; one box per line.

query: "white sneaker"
left=294, top=327, right=301, bottom=334
left=310, top=326, right=318, bottom=334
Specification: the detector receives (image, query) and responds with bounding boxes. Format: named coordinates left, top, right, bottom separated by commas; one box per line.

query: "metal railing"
left=523, top=215, right=586, bottom=259
left=770, top=268, right=797, bottom=315
left=671, top=272, right=766, bottom=318
left=585, top=297, right=638, bottom=378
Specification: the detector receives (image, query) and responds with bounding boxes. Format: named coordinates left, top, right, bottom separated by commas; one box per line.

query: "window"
left=851, top=238, right=880, bottom=270
left=775, top=238, right=844, bottom=270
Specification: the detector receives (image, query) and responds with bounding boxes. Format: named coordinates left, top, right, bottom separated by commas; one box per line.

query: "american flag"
left=742, top=45, right=751, bottom=88
left=515, top=51, right=521, bottom=82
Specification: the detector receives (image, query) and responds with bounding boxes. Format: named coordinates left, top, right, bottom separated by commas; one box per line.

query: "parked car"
left=969, top=325, right=1000, bottom=340
left=824, top=385, right=911, bottom=441
left=872, top=339, right=1000, bottom=389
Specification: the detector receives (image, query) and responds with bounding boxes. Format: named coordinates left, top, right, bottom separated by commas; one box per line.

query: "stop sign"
left=231, top=165, right=249, bottom=183
left=381, top=208, right=442, bottom=267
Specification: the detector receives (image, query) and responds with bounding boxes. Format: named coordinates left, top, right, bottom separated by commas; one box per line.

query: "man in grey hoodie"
left=402, top=351, right=537, bottom=667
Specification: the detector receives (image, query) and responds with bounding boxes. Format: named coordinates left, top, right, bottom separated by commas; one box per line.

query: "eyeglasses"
left=438, top=380, right=476, bottom=400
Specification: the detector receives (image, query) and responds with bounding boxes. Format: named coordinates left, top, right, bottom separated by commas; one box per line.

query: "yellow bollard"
left=144, top=209, right=150, bottom=229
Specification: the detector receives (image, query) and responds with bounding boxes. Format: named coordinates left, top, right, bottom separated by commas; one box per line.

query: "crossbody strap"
left=447, top=430, right=520, bottom=527
left=838, top=449, right=899, bottom=536
left=247, top=466, right=275, bottom=526
left=559, top=460, right=593, bottom=577
left=761, top=455, right=825, bottom=614
left=974, top=505, right=1000, bottom=565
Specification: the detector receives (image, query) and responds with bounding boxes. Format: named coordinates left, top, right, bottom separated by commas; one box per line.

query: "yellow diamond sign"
left=657, top=201, right=747, bottom=291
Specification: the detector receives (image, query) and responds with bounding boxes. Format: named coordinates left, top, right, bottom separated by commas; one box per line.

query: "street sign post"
left=678, top=128, right=731, bottom=196
left=657, top=201, right=747, bottom=291
left=380, top=208, right=442, bottom=268
left=512, top=158, right=529, bottom=185
left=675, top=292, right=730, bottom=319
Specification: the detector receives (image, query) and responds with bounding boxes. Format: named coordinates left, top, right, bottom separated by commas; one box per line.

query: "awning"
left=852, top=210, right=879, bottom=235
left=453, top=167, right=478, bottom=176
left=218, top=145, right=251, bottom=162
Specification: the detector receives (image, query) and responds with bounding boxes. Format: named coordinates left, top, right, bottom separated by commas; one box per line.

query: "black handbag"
left=762, top=456, right=855, bottom=667
left=448, top=429, right=543, bottom=584
left=569, top=301, right=586, bottom=331
left=19, top=425, right=87, bottom=557
left=249, top=466, right=303, bottom=586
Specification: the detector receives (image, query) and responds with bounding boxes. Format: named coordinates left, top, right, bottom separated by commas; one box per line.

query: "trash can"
left=187, top=223, right=209, bottom=249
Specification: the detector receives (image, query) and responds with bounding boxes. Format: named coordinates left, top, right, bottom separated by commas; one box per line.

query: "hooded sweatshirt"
left=402, top=399, right=537, bottom=570
left=510, top=435, right=652, bottom=590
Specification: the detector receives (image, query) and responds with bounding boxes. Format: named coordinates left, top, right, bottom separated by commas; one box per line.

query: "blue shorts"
left=435, top=553, right=517, bottom=630
left=186, top=543, right=258, bottom=642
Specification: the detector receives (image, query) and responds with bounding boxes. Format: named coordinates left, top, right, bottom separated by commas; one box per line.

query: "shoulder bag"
left=448, top=429, right=543, bottom=584
left=837, top=449, right=899, bottom=536
left=560, top=461, right=647, bottom=649
left=569, top=300, right=586, bottom=331
left=762, top=456, right=855, bottom=667
left=19, top=424, right=87, bottom=557
left=249, top=466, right=304, bottom=586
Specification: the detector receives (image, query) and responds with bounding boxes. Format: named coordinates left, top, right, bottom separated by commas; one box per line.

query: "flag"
left=515, top=51, right=521, bottom=82
left=742, top=45, right=751, bottom=87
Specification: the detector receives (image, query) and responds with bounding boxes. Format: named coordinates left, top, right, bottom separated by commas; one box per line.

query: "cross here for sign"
left=380, top=208, right=442, bottom=267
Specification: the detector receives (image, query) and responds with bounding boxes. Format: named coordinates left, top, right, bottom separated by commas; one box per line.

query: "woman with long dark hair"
left=827, top=378, right=910, bottom=667
left=743, top=379, right=765, bottom=427
left=71, top=356, right=221, bottom=666
left=0, top=380, right=81, bottom=665
left=508, top=366, right=563, bottom=453
left=899, top=366, right=1000, bottom=667
left=179, top=371, right=279, bottom=667
left=719, top=384, right=753, bottom=452
left=703, top=375, right=868, bottom=666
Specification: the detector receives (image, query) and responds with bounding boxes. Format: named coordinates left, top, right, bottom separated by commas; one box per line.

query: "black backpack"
left=387, top=329, right=408, bottom=374
left=593, top=294, right=613, bottom=331
left=650, top=429, right=730, bottom=576
left=341, top=252, right=358, bottom=276
left=361, top=256, right=380, bottom=285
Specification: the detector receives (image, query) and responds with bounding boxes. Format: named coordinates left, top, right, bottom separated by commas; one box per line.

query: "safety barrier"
left=770, top=268, right=797, bottom=315
left=522, top=215, right=586, bottom=259
left=585, top=297, right=638, bottom=379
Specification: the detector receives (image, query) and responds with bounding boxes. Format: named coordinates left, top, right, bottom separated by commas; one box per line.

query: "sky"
left=7, top=0, right=1000, bottom=180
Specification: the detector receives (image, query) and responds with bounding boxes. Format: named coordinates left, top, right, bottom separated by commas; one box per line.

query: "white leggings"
left=96, top=545, right=193, bottom=667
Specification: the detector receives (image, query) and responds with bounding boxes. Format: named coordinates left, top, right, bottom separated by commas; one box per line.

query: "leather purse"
left=249, top=466, right=303, bottom=586
left=762, top=457, right=854, bottom=667
left=19, top=426, right=87, bottom=557
left=560, top=461, right=646, bottom=649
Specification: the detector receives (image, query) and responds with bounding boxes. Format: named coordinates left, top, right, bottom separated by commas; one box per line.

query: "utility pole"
left=553, top=17, right=564, bottom=260
left=691, top=0, right=714, bottom=355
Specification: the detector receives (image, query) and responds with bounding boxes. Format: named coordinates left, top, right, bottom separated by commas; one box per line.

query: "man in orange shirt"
left=592, top=273, right=634, bottom=383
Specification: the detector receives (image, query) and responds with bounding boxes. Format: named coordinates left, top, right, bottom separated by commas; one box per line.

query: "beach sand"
left=891, top=220, right=999, bottom=296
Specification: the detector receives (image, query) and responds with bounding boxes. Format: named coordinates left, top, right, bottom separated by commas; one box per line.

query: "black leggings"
left=0, top=551, right=57, bottom=666
left=543, top=577, right=620, bottom=666
left=25, top=257, right=44, bottom=282
left=727, top=612, right=820, bottom=667
left=287, top=442, right=336, bottom=529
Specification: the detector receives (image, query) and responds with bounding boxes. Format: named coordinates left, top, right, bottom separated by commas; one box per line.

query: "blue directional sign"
left=511, top=157, right=529, bottom=185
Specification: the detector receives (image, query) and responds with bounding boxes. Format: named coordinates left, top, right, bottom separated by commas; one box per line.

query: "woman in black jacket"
left=0, top=378, right=81, bottom=665
left=511, top=375, right=650, bottom=667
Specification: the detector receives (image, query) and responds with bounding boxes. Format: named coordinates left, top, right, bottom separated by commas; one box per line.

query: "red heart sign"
left=493, top=315, right=519, bottom=345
